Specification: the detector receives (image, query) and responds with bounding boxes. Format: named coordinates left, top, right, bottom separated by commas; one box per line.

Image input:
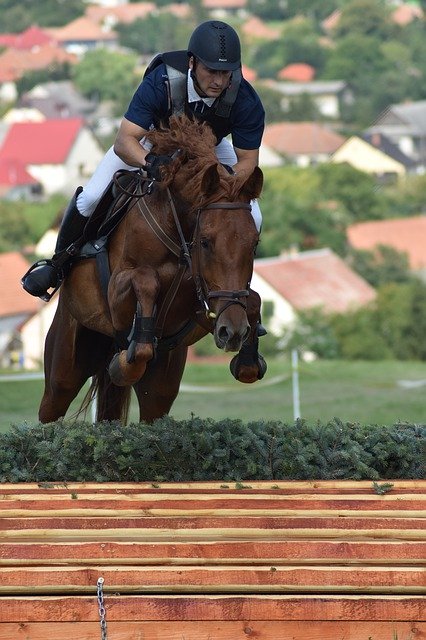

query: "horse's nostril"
left=217, top=325, right=229, bottom=343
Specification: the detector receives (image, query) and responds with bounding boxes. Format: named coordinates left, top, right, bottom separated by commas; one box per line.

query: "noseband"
left=192, top=201, right=253, bottom=322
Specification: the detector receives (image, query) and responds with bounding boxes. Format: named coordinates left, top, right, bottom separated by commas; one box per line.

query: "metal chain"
left=97, top=577, right=108, bottom=640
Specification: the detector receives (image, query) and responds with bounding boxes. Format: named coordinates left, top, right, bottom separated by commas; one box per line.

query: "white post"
left=291, top=348, right=301, bottom=421
left=91, top=377, right=97, bottom=424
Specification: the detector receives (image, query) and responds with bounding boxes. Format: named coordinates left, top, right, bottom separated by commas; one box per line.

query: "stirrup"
left=21, top=259, right=64, bottom=302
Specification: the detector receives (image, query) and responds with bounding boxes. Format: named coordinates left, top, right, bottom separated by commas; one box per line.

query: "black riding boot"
left=21, top=187, right=87, bottom=300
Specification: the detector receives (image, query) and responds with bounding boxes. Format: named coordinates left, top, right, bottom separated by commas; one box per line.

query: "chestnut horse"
left=39, top=115, right=265, bottom=424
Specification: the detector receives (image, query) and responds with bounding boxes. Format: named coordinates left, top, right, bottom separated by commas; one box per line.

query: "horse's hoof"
left=230, top=353, right=267, bottom=383
left=108, top=352, right=128, bottom=386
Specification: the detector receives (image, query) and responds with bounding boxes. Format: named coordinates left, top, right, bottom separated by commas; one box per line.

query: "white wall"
left=251, top=272, right=296, bottom=335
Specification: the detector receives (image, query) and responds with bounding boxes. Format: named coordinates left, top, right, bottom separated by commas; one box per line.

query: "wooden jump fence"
left=0, top=480, right=424, bottom=639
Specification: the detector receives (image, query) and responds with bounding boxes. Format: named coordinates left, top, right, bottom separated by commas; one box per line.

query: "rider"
left=22, top=20, right=265, bottom=300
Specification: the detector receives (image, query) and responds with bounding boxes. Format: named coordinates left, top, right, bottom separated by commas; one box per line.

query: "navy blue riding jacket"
left=124, top=61, right=265, bottom=150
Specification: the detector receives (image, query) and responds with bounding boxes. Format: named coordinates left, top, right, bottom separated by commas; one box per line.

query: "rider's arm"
left=233, top=147, right=259, bottom=179
left=113, top=117, right=151, bottom=168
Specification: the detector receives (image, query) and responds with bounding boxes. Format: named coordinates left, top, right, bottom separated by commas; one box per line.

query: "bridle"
left=137, top=185, right=254, bottom=328
left=192, top=201, right=252, bottom=322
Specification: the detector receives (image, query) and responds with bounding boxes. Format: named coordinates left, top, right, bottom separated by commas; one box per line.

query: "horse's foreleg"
left=108, top=266, right=159, bottom=386
left=229, top=288, right=267, bottom=383
left=133, top=345, right=188, bottom=423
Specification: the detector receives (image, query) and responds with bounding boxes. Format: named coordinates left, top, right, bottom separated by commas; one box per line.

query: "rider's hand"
left=144, top=153, right=173, bottom=181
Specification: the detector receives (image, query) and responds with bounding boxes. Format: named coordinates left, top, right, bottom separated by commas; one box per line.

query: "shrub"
left=0, top=418, right=423, bottom=482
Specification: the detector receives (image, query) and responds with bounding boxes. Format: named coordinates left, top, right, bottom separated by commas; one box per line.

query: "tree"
left=348, top=246, right=412, bottom=288
left=0, top=0, right=85, bottom=31
left=246, top=0, right=287, bottom=20
left=376, top=280, right=426, bottom=360
left=333, top=0, right=392, bottom=39
left=115, top=15, right=192, bottom=56
left=72, top=49, right=139, bottom=116
left=315, top=162, right=384, bottom=222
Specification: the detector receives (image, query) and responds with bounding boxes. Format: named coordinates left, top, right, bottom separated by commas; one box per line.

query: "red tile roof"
left=0, top=118, right=83, bottom=165
left=241, top=16, right=281, bottom=40
left=0, top=44, right=77, bottom=82
left=278, top=63, right=315, bottom=82
left=202, top=0, right=246, bottom=7
left=47, top=17, right=117, bottom=42
left=392, top=3, right=423, bottom=25
left=263, top=122, right=345, bottom=156
left=0, top=252, right=39, bottom=317
left=86, top=2, right=156, bottom=24
left=0, top=26, right=54, bottom=50
left=347, top=216, right=426, bottom=270
left=0, top=159, right=38, bottom=186
left=255, top=249, right=375, bottom=313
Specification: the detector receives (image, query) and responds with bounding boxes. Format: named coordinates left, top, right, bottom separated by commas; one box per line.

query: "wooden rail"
left=0, top=480, right=424, bottom=639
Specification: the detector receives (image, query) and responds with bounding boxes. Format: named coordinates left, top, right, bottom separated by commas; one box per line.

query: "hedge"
left=0, top=417, right=424, bottom=482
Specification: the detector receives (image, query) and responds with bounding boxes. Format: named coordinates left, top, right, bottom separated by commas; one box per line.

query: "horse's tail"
left=79, top=367, right=132, bottom=424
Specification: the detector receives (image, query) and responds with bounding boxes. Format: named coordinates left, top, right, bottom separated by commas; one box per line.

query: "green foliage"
left=72, top=49, right=139, bottom=116
left=253, top=84, right=285, bottom=124
left=16, top=63, right=72, bottom=97
left=0, top=0, right=85, bottom=32
left=0, top=418, right=423, bottom=482
left=115, top=15, right=193, bottom=57
left=349, top=246, right=412, bottom=288
left=288, top=279, right=426, bottom=362
left=0, top=196, right=66, bottom=251
left=333, top=0, right=392, bottom=39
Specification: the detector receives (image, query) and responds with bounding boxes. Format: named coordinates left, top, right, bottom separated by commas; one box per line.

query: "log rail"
left=0, top=480, right=424, bottom=639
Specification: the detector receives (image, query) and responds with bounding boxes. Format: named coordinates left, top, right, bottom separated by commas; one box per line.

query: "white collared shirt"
left=187, top=70, right=216, bottom=107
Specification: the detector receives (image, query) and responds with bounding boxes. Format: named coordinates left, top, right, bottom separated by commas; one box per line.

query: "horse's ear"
left=200, top=163, right=221, bottom=198
left=240, top=166, right=263, bottom=201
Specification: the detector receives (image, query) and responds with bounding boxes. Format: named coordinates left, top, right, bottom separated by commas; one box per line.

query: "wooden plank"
left=0, top=620, right=423, bottom=640
left=1, top=518, right=425, bottom=543
left=2, top=480, right=426, bottom=492
left=1, top=540, right=424, bottom=566
left=0, top=565, right=424, bottom=594
left=1, top=595, right=424, bottom=622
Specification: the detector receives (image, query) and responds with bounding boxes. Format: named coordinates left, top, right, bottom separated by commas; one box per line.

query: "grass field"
left=1, top=358, right=426, bottom=432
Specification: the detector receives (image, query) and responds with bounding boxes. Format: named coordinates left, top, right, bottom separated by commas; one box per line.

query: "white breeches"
left=77, top=138, right=262, bottom=231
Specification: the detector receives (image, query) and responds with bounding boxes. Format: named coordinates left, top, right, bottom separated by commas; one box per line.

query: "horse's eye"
left=200, top=238, right=210, bottom=249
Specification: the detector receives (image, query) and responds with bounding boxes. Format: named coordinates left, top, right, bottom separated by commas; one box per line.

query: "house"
left=18, top=80, right=97, bottom=121
left=20, top=296, right=58, bottom=369
left=0, top=43, right=77, bottom=102
left=85, top=2, right=157, bottom=29
left=202, top=0, right=248, bottom=19
left=331, top=133, right=416, bottom=182
left=0, top=118, right=105, bottom=196
left=347, top=216, right=426, bottom=275
left=265, top=79, right=354, bottom=120
left=0, top=25, right=55, bottom=51
left=262, top=121, right=346, bottom=167
left=252, top=248, right=376, bottom=335
left=0, top=252, right=40, bottom=367
left=0, top=158, right=42, bottom=200
left=366, top=100, right=426, bottom=172
left=322, top=3, right=423, bottom=32
left=241, top=16, right=281, bottom=40
left=47, top=17, right=118, bottom=55
left=277, top=63, right=315, bottom=83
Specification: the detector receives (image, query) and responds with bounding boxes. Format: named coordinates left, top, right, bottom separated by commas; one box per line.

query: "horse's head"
left=146, top=114, right=264, bottom=352
left=192, top=162, right=263, bottom=352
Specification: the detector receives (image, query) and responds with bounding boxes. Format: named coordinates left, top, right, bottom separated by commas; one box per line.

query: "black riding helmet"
left=188, top=20, right=241, bottom=71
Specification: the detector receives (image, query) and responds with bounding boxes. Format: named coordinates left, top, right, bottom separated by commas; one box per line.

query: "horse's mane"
left=146, top=114, right=218, bottom=161
left=145, top=115, right=241, bottom=205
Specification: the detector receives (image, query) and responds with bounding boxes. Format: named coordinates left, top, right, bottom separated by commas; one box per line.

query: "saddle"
left=75, top=170, right=148, bottom=297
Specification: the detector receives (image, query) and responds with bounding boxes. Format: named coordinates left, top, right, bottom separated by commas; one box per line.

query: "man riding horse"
left=22, top=20, right=265, bottom=300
